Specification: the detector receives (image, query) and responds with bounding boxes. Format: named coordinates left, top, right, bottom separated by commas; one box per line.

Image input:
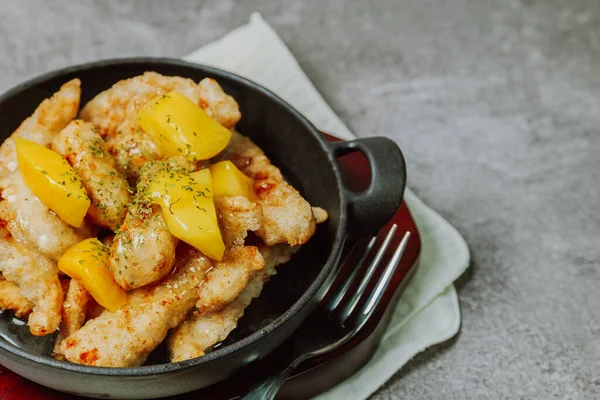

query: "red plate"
left=0, top=133, right=421, bottom=400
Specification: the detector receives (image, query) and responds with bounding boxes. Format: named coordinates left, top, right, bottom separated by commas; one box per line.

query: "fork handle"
left=241, top=358, right=303, bottom=400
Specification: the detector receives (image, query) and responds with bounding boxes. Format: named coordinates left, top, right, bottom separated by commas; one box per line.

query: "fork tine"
left=360, top=231, right=411, bottom=321
left=338, top=224, right=398, bottom=322
left=325, top=236, right=377, bottom=312
left=318, top=239, right=362, bottom=301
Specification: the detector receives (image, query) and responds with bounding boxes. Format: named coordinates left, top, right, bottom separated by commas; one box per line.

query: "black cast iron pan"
left=0, top=58, right=406, bottom=399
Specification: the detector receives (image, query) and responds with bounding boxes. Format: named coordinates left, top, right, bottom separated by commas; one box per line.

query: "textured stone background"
left=1, top=0, right=599, bottom=398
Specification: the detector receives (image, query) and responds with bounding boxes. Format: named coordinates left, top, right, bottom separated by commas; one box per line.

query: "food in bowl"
left=0, top=72, right=328, bottom=367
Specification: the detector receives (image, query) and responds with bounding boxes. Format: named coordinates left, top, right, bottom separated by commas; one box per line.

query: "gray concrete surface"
left=0, top=0, right=598, bottom=398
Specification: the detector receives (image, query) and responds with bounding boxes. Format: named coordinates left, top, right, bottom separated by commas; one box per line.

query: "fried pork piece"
left=197, top=78, right=242, bottom=129
left=109, top=202, right=177, bottom=290
left=80, top=72, right=241, bottom=138
left=80, top=72, right=204, bottom=138
left=53, top=120, right=131, bottom=230
left=80, top=72, right=241, bottom=181
left=0, top=277, right=33, bottom=319
left=0, top=224, right=63, bottom=336
left=0, top=79, right=81, bottom=175
left=104, top=122, right=210, bottom=183
left=312, top=206, right=329, bottom=224
left=0, top=80, right=95, bottom=260
left=215, top=131, right=316, bottom=246
left=108, top=160, right=190, bottom=290
left=53, top=279, right=90, bottom=359
left=61, top=248, right=211, bottom=367
left=195, top=245, right=264, bottom=314
left=104, top=120, right=163, bottom=184
left=215, top=196, right=262, bottom=247
left=0, top=175, right=96, bottom=261
left=168, top=244, right=295, bottom=362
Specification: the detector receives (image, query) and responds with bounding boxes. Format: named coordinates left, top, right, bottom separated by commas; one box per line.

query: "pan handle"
left=329, top=137, right=406, bottom=237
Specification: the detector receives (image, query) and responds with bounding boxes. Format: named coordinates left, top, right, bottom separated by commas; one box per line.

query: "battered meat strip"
left=193, top=196, right=264, bottom=314
left=167, top=245, right=295, bottom=362
left=80, top=72, right=205, bottom=139
left=0, top=174, right=96, bottom=261
left=109, top=202, right=177, bottom=290
left=312, top=206, right=329, bottom=224
left=104, top=121, right=210, bottom=184
left=0, top=79, right=81, bottom=176
left=108, top=160, right=190, bottom=290
left=0, top=80, right=95, bottom=260
left=215, top=131, right=316, bottom=246
left=61, top=247, right=211, bottom=367
left=53, top=120, right=132, bottom=230
left=215, top=196, right=262, bottom=248
left=197, top=78, right=241, bottom=129
left=195, top=245, right=264, bottom=315
left=0, top=223, right=63, bottom=336
left=80, top=72, right=241, bottom=138
left=53, top=279, right=90, bottom=359
left=80, top=72, right=241, bottom=181
left=109, top=165, right=255, bottom=291
left=104, top=120, right=163, bottom=184
left=0, top=277, right=33, bottom=319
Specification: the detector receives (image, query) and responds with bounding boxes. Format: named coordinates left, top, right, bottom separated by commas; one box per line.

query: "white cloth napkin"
left=185, top=13, right=470, bottom=399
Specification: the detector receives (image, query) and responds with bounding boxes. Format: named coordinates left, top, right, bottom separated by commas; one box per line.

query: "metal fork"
left=242, top=225, right=411, bottom=400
